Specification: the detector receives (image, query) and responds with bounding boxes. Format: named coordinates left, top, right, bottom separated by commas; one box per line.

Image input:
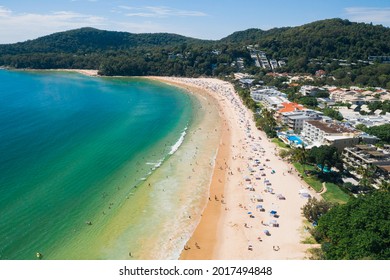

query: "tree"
left=323, top=107, right=343, bottom=121
left=291, top=146, right=308, bottom=172
left=302, top=197, right=334, bottom=223
left=255, top=108, right=277, bottom=138
left=308, top=145, right=342, bottom=173
left=313, top=192, right=390, bottom=259
left=279, top=149, right=292, bottom=159
left=364, top=124, right=390, bottom=143
left=298, top=96, right=318, bottom=107
left=355, top=124, right=367, bottom=131
left=378, top=179, right=390, bottom=192
left=356, top=165, right=376, bottom=192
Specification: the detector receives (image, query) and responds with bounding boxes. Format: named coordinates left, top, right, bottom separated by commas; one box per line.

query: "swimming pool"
left=287, top=135, right=303, bottom=145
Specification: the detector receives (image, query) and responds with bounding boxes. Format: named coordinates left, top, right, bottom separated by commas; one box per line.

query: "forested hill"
left=0, top=18, right=390, bottom=78
left=0, top=27, right=203, bottom=54
left=221, top=19, right=390, bottom=59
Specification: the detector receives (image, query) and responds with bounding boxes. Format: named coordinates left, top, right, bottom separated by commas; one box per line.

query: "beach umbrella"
left=270, top=210, right=277, bottom=215
left=269, top=220, right=278, bottom=224
left=299, top=189, right=311, bottom=198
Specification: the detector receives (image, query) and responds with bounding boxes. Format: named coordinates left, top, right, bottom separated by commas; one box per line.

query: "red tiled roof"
left=278, top=102, right=306, bottom=113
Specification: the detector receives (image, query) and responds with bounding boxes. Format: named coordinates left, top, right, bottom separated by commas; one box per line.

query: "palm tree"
left=291, top=146, right=308, bottom=174
left=356, top=165, right=376, bottom=191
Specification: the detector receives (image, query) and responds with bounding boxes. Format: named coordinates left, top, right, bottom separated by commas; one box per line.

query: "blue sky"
left=0, top=0, right=389, bottom=43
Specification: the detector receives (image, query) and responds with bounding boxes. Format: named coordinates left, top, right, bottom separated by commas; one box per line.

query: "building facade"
left=343, top=145, right=390, bottom=189
left=302, top=120, right=359, bottom=151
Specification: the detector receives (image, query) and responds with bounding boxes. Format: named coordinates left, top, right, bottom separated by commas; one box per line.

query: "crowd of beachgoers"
left=150, top=77, right=317, bottom=260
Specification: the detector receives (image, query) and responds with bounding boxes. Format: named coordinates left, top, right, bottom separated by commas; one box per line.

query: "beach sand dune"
left=151, top=77, right=319, bottom=260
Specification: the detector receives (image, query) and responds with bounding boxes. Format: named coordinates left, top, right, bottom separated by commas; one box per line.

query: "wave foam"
left=169, top=127, right=187, bottom=155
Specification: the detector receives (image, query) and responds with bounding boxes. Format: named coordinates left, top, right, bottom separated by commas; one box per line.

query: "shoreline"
left=147, top=77, right=231, bottom=259
left=2, top=68, right=100, bottom=77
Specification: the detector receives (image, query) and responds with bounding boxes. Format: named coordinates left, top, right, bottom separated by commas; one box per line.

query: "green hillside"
left=0, top=18, right=389, bottom=79
left=222, top=19, right=390, bottom=59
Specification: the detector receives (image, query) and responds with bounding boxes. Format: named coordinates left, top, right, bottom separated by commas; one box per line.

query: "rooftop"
left=324, top=135, right=356, bottom=141
left=278, top=102, right=305, bottom=113
left=367, top=151, right=387, bottom=158
left=355, top=144, right=375, bottom=150
left=305, top=120, right=355, bottom=134
left=378, top=165, right=390, bottom=172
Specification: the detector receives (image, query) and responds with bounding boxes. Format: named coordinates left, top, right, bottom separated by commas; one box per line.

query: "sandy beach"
left=151, top=77, right=319, bottom=260
left=14, top=68, right=100, bottom=77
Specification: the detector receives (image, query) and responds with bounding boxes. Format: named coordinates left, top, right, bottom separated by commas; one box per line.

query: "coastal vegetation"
left=367, top=100, right=390, bottom=114
left=322, top=107, right=343, bottom=121
left=281, top=145, right=349, bottom=204
left=222, top=19, right=390, bottom=61
left=306, top=145, right=343, bottom=173
left=312, top=192, right=390, bottom=260
left=301, top=197, right=334, bottom=224
left=356, top=123, right=390, bottom=144
left=233, top=84, right=258, bottom=112
left=255, top=109, right=277, bottom=138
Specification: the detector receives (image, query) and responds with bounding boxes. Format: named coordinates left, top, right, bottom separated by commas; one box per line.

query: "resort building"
left=278, top=60, right=286, bottom=67
left=269, top=59, right=278, bottom=70
left=317, top=97, right=336, bottom=109
left=301, top=120, right=359, bottom=151
left=343, top=144, right=390, bottom=189
left=299, top=85, right=326, bottom=96
left=279, top=109, right=323, bottom=133
left=338, top=107, right=390, bottom=128
left=327, top=86, right=390, bottom=104
left=250, top=88, right=288, bottom=110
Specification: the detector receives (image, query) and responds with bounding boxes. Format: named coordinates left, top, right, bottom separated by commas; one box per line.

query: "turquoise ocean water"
left=0, top=70, right=195, bottom=259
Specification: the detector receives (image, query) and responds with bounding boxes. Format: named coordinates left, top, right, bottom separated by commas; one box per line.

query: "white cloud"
left=345, top=7, right=390, bottom=25
left=0, top=5, right=207, bottom=44
left=119, top=5, right=207, bottom=18
left=0, top=6, right=12, bottom=16
left=113, top=20, right=171, bottom=33
left=0, top=7, right=106, bottom=43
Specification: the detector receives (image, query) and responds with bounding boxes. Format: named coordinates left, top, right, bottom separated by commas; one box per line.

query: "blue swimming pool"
left=287, top=135, right=303, bottom=145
